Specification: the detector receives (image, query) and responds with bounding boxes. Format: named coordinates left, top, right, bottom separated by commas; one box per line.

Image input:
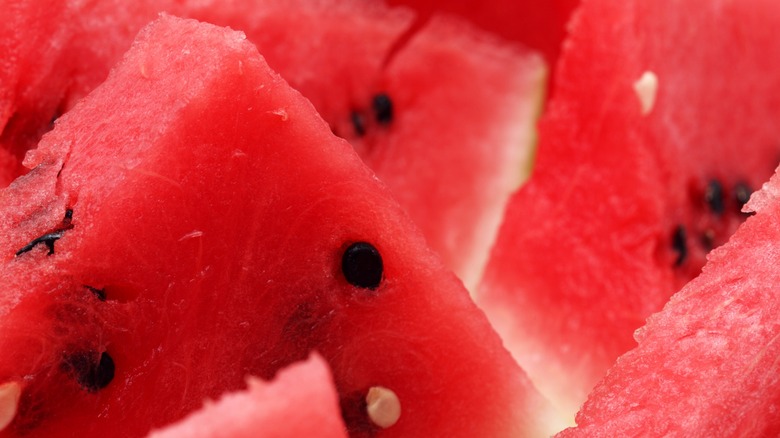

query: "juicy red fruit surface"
left=559, top=160, right=780, bottom=437
left=478, top=0, right=780, bottom=419
left=0, top=15, right=558, bottom=438
left=147, top=355, right=348, bottom=438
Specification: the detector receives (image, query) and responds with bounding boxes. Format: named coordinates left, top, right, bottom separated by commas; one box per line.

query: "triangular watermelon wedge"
left=146, top=354, right=347, bottom=438
left=477, top=0, right=780, bottom=419
left=183, top=0, right=550, bottom=291
left=559, top=166, right=780, bottom=436
left=0, top=15, right=561, bottom=437
left=3, top=0, right=546, bottom=291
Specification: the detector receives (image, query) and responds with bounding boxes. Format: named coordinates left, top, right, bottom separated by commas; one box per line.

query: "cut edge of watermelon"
left=146, top=353, right=347, bottom=438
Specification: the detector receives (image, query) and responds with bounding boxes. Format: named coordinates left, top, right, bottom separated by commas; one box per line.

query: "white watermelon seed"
left=0, top=381, right=21, bottom=432
left=365, top=386, right=401, bottom=429
left=633, top=71, right=658, bottom=115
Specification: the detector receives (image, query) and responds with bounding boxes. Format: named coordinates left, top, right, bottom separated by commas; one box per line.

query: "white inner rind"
left=366, top=386, right=401, bottom=429
left=0, top=382, right=21, bottom=432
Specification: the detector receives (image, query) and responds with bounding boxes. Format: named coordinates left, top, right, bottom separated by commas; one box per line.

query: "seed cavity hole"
left=84, top=285, right=107, bottom=301
left=63, top=351, right=115, bottom=392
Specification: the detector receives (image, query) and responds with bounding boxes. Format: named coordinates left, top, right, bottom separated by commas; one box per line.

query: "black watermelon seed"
left=15, top=231, right=64, bottom=256
left=672, top=225, right=687, bottom=266
left=64, top=351, right=115, bottom=392
left=372, top=93, right=393, bottom=125
left=734, top=181, right=752, bottom=210
left=342, top=242, right=383, bottom=290
left=351, top=111, right=366, bottom=137
left=15, top=208, right=75, bottom=256
left=704, top=179, right=724, bottom=215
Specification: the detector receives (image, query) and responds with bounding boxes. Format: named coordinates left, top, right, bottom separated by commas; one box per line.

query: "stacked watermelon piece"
left=6, top=0, right=780, bottom=436
left=0, top=8, right=561, bottom=438
left=1, top=0, right=546, bottom=292
left=146, top=355, right=348, bottom=438
left=476, top=0, right=780, bottom=422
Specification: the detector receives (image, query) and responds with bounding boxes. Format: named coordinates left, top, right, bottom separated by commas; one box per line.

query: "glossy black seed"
left=64, top=208, right=73, bottom=222
left=734, top=181, right=752, bottom=210
left=84, top=285, right=107, bottom=301
left=64, top=351, right=115, bottom=392
left=372, top=93, right=393, bottom=125
left=704, top=179, right=724, bottom=215
left=342, top=242, right=383, bottom=290
left=15, top=231, right=64, bottom=256
left=672, top=225, right=687, bottom=266
left=351, top=111, right=366, bottom=137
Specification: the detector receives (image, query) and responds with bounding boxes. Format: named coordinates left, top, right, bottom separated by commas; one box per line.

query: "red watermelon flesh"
left=3, top=0, right=546, bottom=292
left=0, top=0, right=181, bottom=183
left=385, top=0, right=579, bottom=69
left=184, top=0, right=548, bottom=290
left=0, top=15, right=561, bottom=437
left=146, top=355, right=347, bottom=438
left=477, top=0, right=780, bottom=419
left=559, top=165, right=780, bottom=437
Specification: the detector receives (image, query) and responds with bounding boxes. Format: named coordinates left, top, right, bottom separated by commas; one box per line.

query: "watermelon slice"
left=0, top=0, right=181, bottom=183
left=0, top=15, right=560, bottom=437
left=559, top=165, right=780, bottom=437
left=146, top=355, right=347, bottom=438
left=2, top=0, right=545, bottom=290
left=386, top=0, right=579, bottom=68
left=477, top=0, right=780, bottom=418
left=190, top=0, right=548, bottom=291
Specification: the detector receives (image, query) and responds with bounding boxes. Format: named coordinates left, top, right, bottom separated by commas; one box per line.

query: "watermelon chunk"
left=477, top=0, right=780, bottom=418
left=386, top=0, right=579, bottom=68
left=559, top=164, right=780, bottom=436
left=186, top=0, right=549, bottom=290
left=0, top=0, right=181, bottom=183
left=3, top=0, right=545, bottom=289
left=0, top=15, right=559, bottom=437
left=147, top=355, right=347, bottom=438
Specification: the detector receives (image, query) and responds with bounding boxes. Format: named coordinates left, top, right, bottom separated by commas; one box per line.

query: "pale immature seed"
left=366, top=386, right=401, bottom=429
left=0, top=381, right=21, bottom=432
left=633, top=70, right=659, bottom=116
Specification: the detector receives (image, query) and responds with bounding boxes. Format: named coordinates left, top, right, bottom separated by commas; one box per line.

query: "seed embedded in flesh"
left=65, top=351, right=115, bottom=392
left=672, top=225, right=687, bottom=266
left=350, top=111, right=366, bottom=137
left=84, top=285, right=107, bottom=301
left=365, top=386, right=401, bottom=429
left=0, top=382, right=21, bottom=432
left=704, top=179, right=725, bottom=215
left=342, top=242, right=384, bottom=290
left=15, top=231, right=65, bottom=256
left=633, top=71, right=659, bottom=115
left=734, top=181, right=752, bottom=210
left=372, top=93, right=393, bottom=124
